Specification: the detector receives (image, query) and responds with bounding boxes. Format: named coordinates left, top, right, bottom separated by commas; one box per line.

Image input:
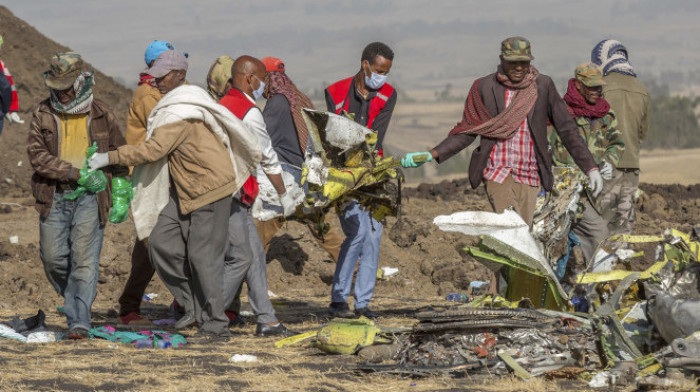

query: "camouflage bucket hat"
left=575, top=62, right=606, bottom=87
left=206, top=55, right=234, bottom=100
left=501, top=36, right=534, bottom=61
left=43, top=52, right=84, bottom=90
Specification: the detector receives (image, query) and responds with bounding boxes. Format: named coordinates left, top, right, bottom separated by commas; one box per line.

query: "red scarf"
left=138, top=73, right=157, bottom=88
left=563, top=78, right=610, bottom=119
left=448, top=65, right=539, bottom=139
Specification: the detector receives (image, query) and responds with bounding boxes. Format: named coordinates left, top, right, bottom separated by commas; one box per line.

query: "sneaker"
left=225, top=311, right=245, bottom=328
left=354, top=307, right=380, bottom=320
left=328, top=302, right=354, bottom=318
left=119, top=312, right=152, bottom=325
left=68, top=327, right=90, bottom=340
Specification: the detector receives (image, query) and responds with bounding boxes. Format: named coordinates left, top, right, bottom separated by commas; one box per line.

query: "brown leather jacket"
left=433, top=73, right=597, bottom=191
left=27, top=98, right=128, bottom=225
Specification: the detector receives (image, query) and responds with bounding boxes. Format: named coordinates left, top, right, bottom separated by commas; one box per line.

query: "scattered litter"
left=4, top=178, right=12, bottom=184
left=445, top=293, right=469, bottom=303
left=229, top=354, right=258, bottom=363
left=27, top=331, right=65, bottom=343
left=239, top=310, right=255, bottom=317
left=152, top=318, right=177, bottom=326
left=142, top=293, right=158, bottom=302
left=267, top=290, right=277, bottom=298
left=90, top=326, right=186, bottom=348
left=380, top=267, right=399, bottom=277
left=9, top=235, right=18, bottom=244
left=16, top=161, right=22, bottom=167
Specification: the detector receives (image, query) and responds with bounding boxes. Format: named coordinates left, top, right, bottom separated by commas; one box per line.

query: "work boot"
left=68, top=327, right=90, bottom=340
left=354, top=307, right=380, bottom=320
left=119, top=312, right=152, bottom=326
left=174, top=313, right=196, bottom=330
left=328, top=302, right=354, bottom=318
left=255, top=322, right=299, bottom=337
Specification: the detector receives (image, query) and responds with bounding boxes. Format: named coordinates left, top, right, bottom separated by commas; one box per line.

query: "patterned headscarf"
left=49, top=71, right=95, bottom=114
left=263, top=71, right=314, bottom=153
left=591, top=39, right=636, bottom=77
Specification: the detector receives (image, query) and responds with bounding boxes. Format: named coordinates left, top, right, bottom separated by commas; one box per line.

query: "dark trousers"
left=149, top=194, right=231, bottom=335
left=118, top=239, right=155, bottom=316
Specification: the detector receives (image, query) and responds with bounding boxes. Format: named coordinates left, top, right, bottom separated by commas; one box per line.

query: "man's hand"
left=279, top=192, right=297, bottom=217
left=401, top=151, right=433, bottom=168
left=5, top=112, right=23, bottom=124
left=588, top=169, right=603, bottom=197
left=87, top=152, right=109, bottom=172
left=599, top=161, right=613, bottom=180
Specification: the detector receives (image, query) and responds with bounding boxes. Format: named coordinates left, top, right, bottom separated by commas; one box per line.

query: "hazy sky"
left=5, top=0, right=700, bottom=94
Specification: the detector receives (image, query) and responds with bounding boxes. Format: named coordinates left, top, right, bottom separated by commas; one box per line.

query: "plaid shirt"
left=482, top=89, right=540, bottom=186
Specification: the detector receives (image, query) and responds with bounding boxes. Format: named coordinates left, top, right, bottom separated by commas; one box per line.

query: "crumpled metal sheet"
left=434, top=209, right=569, bottom=306
left=300, top=109, right=401, bottom=221
left=645, top=265, right=700, bottom=344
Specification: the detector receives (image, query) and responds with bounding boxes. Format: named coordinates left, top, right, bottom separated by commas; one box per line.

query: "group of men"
left=25, top=35, right=648, bottom=340
left=403, top=37, right=649, bottom=293
left=27, top=40, right=398, bottom=341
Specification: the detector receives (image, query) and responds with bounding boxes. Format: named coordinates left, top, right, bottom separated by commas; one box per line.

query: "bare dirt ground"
left=0, top=172, right=697, bottom=391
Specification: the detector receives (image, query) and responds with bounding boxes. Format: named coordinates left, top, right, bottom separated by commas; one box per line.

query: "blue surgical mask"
left=364, top=61, right=388, bottom=90
left=252, top=76, right=265, bottom=100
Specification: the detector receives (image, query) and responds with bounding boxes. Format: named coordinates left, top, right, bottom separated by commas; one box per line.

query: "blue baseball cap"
left=145, top=40, right=175, bottom=66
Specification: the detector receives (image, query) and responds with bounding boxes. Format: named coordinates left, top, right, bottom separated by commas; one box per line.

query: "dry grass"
left=0, top=296, right=591, bottom=392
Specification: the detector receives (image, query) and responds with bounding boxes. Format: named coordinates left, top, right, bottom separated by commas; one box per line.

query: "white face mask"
left=252, top=75, right=265, bottom=100
left=364, top=61, right=387, bottom=90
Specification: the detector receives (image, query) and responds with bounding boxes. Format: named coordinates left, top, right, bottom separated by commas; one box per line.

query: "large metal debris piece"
left=434, top=209, right=569, bottom=309
left=300, top=109, right=402, bottom=222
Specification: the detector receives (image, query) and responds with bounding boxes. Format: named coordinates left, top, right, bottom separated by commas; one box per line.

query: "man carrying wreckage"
left=117, top=40, right=181, bottom=326
left=548, top=63, right=625, bottom=279
left=401, top=36, right=603, bottom=296
left=217, top=55, right=298, bottom=337
left=325, top=42, right=398, bottom=319
left=28, top=52, right=128, bottom=338
left=88, top=50, right=262, bottom=342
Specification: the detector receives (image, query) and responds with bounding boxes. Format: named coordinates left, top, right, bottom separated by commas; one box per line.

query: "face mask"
left=364, top=61, right=387, bottom=90
left=252, top=76, right=265, bottom=100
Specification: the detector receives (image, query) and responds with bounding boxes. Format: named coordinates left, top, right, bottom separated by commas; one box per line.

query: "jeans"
left=39, top=190, right=104, bottom=330
left=331, top=201, right=383, bottom=309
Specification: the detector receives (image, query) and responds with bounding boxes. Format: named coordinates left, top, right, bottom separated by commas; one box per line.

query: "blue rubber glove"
left=401, top=152, right=433, bottom=168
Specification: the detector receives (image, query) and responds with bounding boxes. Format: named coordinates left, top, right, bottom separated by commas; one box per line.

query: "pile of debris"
left=253, top=109, right=401, bottom=227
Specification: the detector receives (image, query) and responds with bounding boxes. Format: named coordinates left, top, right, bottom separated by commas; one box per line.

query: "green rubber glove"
left=401, top=152, right=433, bottom=168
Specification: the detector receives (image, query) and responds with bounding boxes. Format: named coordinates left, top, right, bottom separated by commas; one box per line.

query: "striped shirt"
left=482, top=89, right=540, bottom=186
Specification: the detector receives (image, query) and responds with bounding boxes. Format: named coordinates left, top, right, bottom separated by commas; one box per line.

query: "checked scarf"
left=449, top=65, right=539, bottom=139
left=49, top=71, right=95, bottom=114
left=263, top=71, right=314, bottom=153
left=563, top=78, right=610, bottom=119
